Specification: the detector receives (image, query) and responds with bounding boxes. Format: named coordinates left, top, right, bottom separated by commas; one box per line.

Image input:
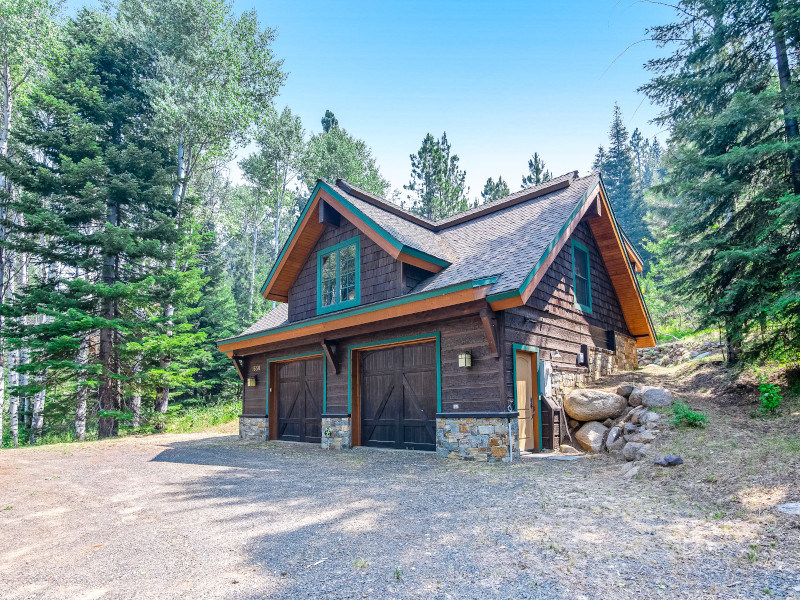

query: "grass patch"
left=669, top=401, right=708, bottom=428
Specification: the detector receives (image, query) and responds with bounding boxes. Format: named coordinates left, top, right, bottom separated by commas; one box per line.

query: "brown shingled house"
left=217, top=171, right=656, bottom=462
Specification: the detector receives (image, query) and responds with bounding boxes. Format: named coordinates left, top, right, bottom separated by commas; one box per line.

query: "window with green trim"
left=571, top=240, right=592, bottom=313
left=317, top=236, right=360, bottom=314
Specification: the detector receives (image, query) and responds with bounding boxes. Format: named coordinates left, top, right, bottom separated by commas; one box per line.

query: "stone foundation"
left=321, top=416, right=351, bottom=450
left=239, top=416, right=267, bottom=441
left=436, top=417, right=519, bottom=463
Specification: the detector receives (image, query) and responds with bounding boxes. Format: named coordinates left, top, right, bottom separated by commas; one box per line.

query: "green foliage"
left=669, top=401, right=708, bottom=428
left=481, top=176, right=510, bottom=203
left=302, top=112, right=389, bottom=196
left=757, top=375, right=783, bottom=415
left=521, top=152, right=551, bottom=188
left=641, top=0, right=800, bottom=363
left=405, top=132, right=470, bottom=220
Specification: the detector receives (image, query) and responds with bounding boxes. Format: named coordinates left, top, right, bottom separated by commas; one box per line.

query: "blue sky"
left=69, top=0, right=675, bottom=197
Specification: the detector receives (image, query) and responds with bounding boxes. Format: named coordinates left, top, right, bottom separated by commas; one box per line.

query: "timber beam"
left=321, top=339, right=339, bottom=374
left=479, top=306, right=500, bottom=358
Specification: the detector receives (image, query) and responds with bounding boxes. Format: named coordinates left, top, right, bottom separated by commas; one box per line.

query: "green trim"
left=487, top=183, right=599, bottom=304
left=218, top=277, right=497, bottom=348
left=264, top=351, right=325, bottom=417
left=347, top=332, right=442, bottom=414
left=316, top=235, right=361, bottom=315
left=512, top=344, right=541, bottom=451
left=571, top=239, right=592, bottom=314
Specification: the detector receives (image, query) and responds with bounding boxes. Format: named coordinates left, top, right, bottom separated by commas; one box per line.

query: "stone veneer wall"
left=549, top=334, right=639, bottom=406
left=436, top=417, right=520, bottom=463
left=239, top=416, right=267, bottom=441
left=321, top=416, right=351, bottom=450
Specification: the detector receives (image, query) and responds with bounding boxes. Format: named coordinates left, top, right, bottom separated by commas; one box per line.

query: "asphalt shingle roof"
left=231, top=171, right=600, bottom=338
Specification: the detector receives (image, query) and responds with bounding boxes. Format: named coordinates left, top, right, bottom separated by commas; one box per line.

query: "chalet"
left=217, top=171, right=656, bottom=462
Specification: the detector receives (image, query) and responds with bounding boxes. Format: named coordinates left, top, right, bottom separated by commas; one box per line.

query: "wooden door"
left=359, top=341, right=437, bottom=451
left=515, top=350, right=539, bottom=451
left=276, top=358, right=323, bottom=444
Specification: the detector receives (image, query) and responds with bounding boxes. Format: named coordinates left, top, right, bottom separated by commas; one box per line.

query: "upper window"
left=317, top=236, right=360, bottom=314
left=571, top=240, right=592, bottom=314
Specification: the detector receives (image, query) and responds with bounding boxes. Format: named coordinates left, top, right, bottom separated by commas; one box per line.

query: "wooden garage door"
left=276, top=358, right=323, bottom=444
left=360, top=341, right=437, bottom=451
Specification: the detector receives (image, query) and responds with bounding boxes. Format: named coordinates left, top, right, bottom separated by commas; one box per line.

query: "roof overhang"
left=260, top=180, right=451, bottom=302
left=219, top=277, right=498, bottom=354
left=486, top=177, right=657, bottom=348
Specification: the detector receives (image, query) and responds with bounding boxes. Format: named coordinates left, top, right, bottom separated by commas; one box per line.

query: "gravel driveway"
left=1, top=423, right=799, bottom=600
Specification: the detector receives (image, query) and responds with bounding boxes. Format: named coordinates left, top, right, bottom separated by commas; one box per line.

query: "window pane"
left=321, top=253, right=337, bottom=306
left=339, top=244, right=356, bottom=302
left=574, top=246, right=589, bottom=307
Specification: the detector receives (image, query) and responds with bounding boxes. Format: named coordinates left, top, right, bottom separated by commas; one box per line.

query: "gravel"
left=1, top=428, right=799, bottom=600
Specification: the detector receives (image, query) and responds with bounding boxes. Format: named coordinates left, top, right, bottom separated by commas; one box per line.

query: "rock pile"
left=563, top=384, right=674, bottom=462
left=637, top=339, right=724, bottom=367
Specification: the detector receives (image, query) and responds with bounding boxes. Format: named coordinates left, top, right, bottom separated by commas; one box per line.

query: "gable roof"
left=220, top=171, right=657, bottom=352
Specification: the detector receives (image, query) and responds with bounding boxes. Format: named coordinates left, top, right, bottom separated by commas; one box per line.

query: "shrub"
left=758, top=375, right=782, bottom=415
left=670, top=401, right=708, bottom=428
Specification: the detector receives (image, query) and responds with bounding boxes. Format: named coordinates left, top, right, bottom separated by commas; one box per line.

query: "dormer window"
left=317, top=236, right=361, bottom=314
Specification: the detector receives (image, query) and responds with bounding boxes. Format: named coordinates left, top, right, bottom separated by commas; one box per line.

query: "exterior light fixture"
left=458, top=351, right=472, bottom=368
left=247, top=376, right=257, bottom=387
left=552, top=350, right=561, bottom=359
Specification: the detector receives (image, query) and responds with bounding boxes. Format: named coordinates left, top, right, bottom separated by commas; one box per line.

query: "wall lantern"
left=247, top=376, right=257, bottom=387
left=551, top=350, right=561, bottom=359
left=458, top=351, right=472, bottom=368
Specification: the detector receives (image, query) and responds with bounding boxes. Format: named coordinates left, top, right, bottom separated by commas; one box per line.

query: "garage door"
left=359, top=341, right=437, bottom=451
left=275, top=358, right=323, bottom=444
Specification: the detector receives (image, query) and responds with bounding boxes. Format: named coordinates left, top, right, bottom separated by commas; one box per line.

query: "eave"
left=220, top=277, right=498, bottom=354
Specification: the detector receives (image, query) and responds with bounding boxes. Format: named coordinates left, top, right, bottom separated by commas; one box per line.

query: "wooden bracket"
left=232, top=356, right=245, bottom=382
left=479, top=307, right=500, bottom=359
left=583, top=195, right=602, bottom=220
left=321, top=339, right=339, bottom=374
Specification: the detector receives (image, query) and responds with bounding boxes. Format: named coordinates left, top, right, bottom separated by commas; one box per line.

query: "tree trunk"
left=772, top=11, right=800, bottom=195
left=8, top=350, right=18, bottom=446
left=98, top=197, right=120, bottom=438
left=131, top=353, right=142, bottom=429
left=75, top=339, right=88, bottom=441
left=248, top=223, right=257, bottom=319
left=29, top=389, right=44, bottom=444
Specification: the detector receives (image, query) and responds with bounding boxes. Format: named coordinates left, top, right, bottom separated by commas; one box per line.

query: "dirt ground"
left=1, top=362, right=799, bottom=600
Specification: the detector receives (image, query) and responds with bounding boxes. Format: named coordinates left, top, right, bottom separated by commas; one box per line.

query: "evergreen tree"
left=405, top=132, right=469, bottom=220
left=593, top=104, right=649, bottom=254
left=481, top=176, right=510, bottom=202
left=303, top=112, right=389, bottom=196
left=521, top=152, right=552, bottom=187
left=642, top=0, right=800, bottom=361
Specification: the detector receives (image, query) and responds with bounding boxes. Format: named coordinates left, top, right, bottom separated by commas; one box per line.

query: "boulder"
left=568, top=419, right=580, bottom=430
left=605, top=426, right=622, bottom=449
left=602, top=418, right=613, bottom=428
left=622, top=423, right=638, bottom=435
left=564, top=389, right=627, bottom=422
left=575, top=421, right=608, bottom=453
left=630, top=385, right=674, bottom=408
left=653, top=454, right=684, bottom=467
left=559, top=444, right=580, bottom=454
left=623, top=442, right=648, bottom=461
left=639, top=411, right=661, bottom=426
left=616, top=384, right=634, bottom=398
left=623, top=465, right=640, bottom=479
left=607, top=437, right=626, bottom=453
left=629, top=406, right=647, bottom=424
left=625, top=430, right=657, bottom=444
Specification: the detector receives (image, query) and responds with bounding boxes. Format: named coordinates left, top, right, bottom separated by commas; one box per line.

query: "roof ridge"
left=335, top=170, right=587, bottom=232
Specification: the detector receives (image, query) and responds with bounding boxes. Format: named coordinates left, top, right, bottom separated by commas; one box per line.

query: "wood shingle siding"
left=287, top=219, right=401, bottom=323
left=242, top=354, right=268, bottom=415
left=502, top=221, right=633, bottom=400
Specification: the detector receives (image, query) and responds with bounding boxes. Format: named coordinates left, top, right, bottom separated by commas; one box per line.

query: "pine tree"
left=0, top=10, right=178, bottom=439
left=405, top=132, right=469, bottom=220
left=641, top=0, right=800, bottom=361
left=521, top=153, right=552, bottom=187
left=593, top=104, right=649, bottom=255
left=481, top=177, right=510, bottom=202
